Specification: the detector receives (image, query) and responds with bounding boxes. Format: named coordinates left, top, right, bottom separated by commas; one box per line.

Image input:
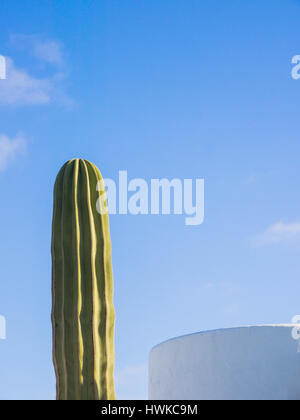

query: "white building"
left=149, top=325, right=300, bottom=400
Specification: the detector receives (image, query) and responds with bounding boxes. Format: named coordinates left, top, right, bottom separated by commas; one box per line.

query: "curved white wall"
left=149, top=325, right=300, bottom=400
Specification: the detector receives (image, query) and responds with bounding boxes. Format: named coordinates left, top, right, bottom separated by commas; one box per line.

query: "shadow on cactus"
left=51, top=159, right=115, bottom=400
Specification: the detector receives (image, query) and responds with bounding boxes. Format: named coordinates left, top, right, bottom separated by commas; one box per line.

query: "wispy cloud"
left=254, top=221, right=300, bottom=246
left=244, top=174, right=257, bottom=185
left=0, top=57, right=72, bottom=108
left=115, top=363, right=148, bottom=400
left=0, top=133, right=27, bottom=171
left=34, top=40, right=64, bottom=67
left=0, top=57, right=51, bottom=106
left=10, top=34, right=65, bottom=67
left=0, top=35, right=73, bottom=108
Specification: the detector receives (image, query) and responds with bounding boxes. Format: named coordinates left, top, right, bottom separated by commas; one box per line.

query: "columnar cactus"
left=51, top=159, right=115, bottom=400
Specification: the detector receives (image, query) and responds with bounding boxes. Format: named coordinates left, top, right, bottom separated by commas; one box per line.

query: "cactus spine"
left=51, top=159, right=115, bottom=400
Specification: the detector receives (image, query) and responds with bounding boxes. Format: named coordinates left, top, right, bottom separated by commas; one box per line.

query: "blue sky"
left=0, top=0, right=300, bottom=399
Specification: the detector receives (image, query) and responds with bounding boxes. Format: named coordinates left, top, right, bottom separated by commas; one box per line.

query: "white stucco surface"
left=149, top=325, right=300, bottom=400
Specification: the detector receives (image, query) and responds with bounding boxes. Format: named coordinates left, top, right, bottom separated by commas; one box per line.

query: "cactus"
left=51, top=159, right=115, bottom=400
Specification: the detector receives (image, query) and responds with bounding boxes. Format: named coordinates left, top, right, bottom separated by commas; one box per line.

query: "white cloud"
left=115, top=363, right=148, bottom=400
left=0, top=57, right=51, bottom=106
left=0, top=35, right=73, bottom=108
left=0, top=57, right=73, bottom=108
left=255, top=221, right=300, bottom=246
left=0, top=133, right=26, bottom=171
